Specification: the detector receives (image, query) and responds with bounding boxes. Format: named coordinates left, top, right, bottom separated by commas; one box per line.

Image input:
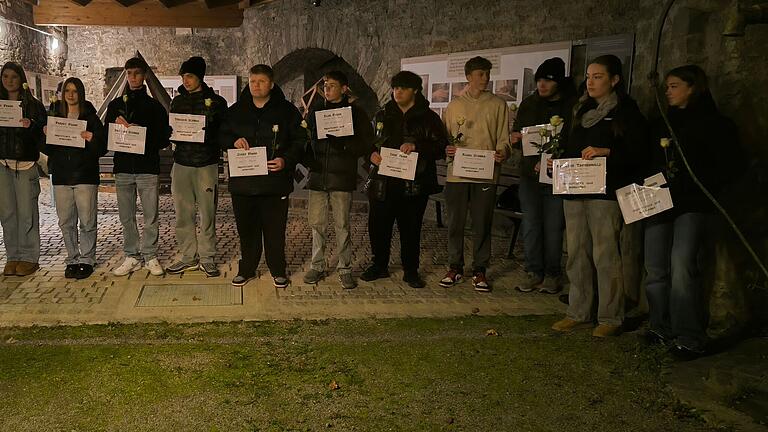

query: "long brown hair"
left=665, top=64, right=718, bottom=113
left=0, top=62, right=37, bottom=109
left=55, top=77, right=89, bottom=119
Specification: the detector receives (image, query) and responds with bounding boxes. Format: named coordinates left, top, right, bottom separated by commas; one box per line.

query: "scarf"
left=580, top=91, right=618, bottom=128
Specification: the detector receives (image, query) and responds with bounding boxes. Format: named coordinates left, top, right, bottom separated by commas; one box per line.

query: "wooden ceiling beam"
left=113, top=0, right=144, bottom=6
left=157, top=0, right=196, bottom=7
left=33, top=0, right=244, bottom=27
left=204, top=0, right=241, bottom=8
left=67, top=0, right=92, bottom=5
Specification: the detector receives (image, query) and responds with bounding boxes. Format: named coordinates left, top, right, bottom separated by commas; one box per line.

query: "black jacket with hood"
left=104, top=85, right=171, bottom=175
left=44, top=101, right=107, bottom=185
left=368, top=92, right=448, bottom=200
left=169, top=82, right=228, bottom=167
left=219, top=84, right=305, bottom=197
left=0, top=92, right=46, bottom=162
left=305, top=96, right=375, bottom=192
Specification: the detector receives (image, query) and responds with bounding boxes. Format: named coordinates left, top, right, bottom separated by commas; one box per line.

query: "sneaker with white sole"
left=199, top=262, right=220, bottom=277
left=339, top=273, right=356, bottom=289
left=113, top=257, right=142, bottom=276
left=538, top=275, right=562, bottom=294
left=145, top=258, right=165, bottom=276
left=165, top=260, right=198, bottom=274
left=515, top=272, right=543, bottom=293
left=273, top=276, right=290, bottom=288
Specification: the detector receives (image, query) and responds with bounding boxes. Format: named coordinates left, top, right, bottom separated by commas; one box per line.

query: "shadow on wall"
left=272, top=48, right=380, bottom=119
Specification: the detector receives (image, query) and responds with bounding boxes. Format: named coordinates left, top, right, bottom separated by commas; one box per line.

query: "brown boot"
left=592, top=324, right=622, bottom=338
left=551, top=318, right=593, bottom=332
left=15, top=262, right=39, bottom=276
left=3, top=261, right=19, bottom=276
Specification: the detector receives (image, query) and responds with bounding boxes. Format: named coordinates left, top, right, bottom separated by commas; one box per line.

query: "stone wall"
left=0, top=0, right=66, bottom=76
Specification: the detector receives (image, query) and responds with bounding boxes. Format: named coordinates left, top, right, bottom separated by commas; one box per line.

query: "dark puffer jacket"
left=305, top=96, right=375, bottom=191
left=44, top=101, right=107, bottom=185
left=562, top=94, right=650, bottom=200
left=0, top=94, right=46, bottom=162
left=104, top=85, right=171, bottom=175
left=219, top=84, right=305, bottom=197
left=514, top=92, right=576, bottom=178
left=368, top=93, right=448, bottom=199
left=170, top=82, right=228, bottom=167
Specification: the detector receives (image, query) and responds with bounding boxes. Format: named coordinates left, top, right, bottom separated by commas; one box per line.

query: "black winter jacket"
left=514, top=92, right=576, bottom=178
left=219, top=84, right=305, bottom=197
left=104, top=85, right=171, bottom=175
left=562, top=94, right=650, bottom=200
left=0, top=94, right=46, bottom=162
left=170, top=82, right=228, bottom=167
left=368, top=93, right=448, bottom=200
left=648, top=102, right=738, bottom=222
left=44, top=101, right=107, bottom=185
left=305, top=96, right=375, bottom=191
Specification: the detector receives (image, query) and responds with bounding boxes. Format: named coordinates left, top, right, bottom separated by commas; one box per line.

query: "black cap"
left=391, top=71, right=422, bottom=92
left=179, top=56, right=206, bottom=82
left=535, top=57, right=565, bottom=84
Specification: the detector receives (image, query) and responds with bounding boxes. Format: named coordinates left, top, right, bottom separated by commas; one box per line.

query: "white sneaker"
left=113, top=257, right=142, bottom=276
left=145, top=258, right=165, bottom=276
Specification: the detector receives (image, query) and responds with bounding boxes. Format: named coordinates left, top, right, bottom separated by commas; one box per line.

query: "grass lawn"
left=0, top=316, right=714, bottom=431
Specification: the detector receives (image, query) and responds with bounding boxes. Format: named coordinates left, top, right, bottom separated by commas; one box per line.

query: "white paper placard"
left=521, top=124, right=548, bottom=157
left=452, top=148, right=495, bottom=180
left=616, top=178, right=674, bottom=224
left=107, top=123, right=147, bottom=155
left=169, top=113, right=206, bottom=143
left=315, top=106, right=354, bottom=139
left=553, top=157, right=607, bottom=195
left=539, top=152, right=553, bottom=185
left=0, top=100, right=23, bottom=128
left=378, top=147, right=418, bottom=181
left=643, top=172, right=667, bottom=187
left=46, top=118, right=87, bottom=148
left=227, top=147, right=268, bottom=177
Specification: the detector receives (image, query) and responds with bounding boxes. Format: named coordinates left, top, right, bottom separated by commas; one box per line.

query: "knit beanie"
left=535, top=57, right=565, bottom=84
left=391, top=71, right=422, bottom=92
left=179, top=56, right=206, bottom=81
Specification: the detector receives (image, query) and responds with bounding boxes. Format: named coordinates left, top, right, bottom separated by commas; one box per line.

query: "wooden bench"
left=431, top=161, right=523, bottom=259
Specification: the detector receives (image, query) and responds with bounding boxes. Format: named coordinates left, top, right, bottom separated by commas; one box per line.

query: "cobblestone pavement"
left=0, top=181, right=565, bottom=326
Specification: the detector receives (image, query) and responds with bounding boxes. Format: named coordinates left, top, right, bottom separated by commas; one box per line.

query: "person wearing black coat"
left=644, top=65, right=737, bottom=359
left=105, top=57, right=171, bottom=278
left=43, top=77, right=107, bottom=280
left=165, top=57, right=228, bottom=278
left=512, top=57, right=576, bottom=294
left=0, top=62, right=46, bottom=277
left=302, top=71, right=375, bottom=289
left=360, top=71, right=448, bottom=288
left=551, top=55, right=650, bottom=338
left=219, top=64, right=305, bottom=288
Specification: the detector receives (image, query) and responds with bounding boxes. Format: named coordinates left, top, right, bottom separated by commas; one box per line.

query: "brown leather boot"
left=3, top=261, right=18, bottom=276
left=15, top=261, right=39, bottom=276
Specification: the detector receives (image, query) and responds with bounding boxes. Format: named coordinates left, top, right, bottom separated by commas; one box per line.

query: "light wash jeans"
left=0, top=165, right=40, bottom=262
left=171, top=163, right=218, bottom=264
left=308, top=190, right=352, bottom=275
left=115, top=173, right=159, bottom=261
left=54, top=184, right=98, bottom=266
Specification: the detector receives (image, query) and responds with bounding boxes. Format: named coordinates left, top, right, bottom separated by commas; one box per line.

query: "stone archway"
left=272, top=48, right=380, bottom=119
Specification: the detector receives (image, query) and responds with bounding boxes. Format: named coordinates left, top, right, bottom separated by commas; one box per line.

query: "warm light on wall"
left=50, top=37, right=59, bottom=51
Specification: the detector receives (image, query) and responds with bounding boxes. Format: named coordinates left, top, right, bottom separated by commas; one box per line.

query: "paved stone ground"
left=0, top=180, right=565, bottom=326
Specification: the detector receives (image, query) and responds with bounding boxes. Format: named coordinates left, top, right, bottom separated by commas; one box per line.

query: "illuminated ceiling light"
left=51, top=37, right=59, bottom=51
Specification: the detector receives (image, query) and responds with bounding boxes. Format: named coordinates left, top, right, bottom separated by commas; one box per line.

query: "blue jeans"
left=0, top=165, right=40, bottom=262
left=519, top=175, right=564, bottom=278
left=644, top=213, right=712, bottom=350
left=54, top=184, right=98, bottom=266
left=115, top=173, right=159, bottom=261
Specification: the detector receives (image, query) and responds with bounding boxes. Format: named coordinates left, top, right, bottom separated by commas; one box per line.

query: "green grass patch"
left=0, top=316, right=713, bottom=431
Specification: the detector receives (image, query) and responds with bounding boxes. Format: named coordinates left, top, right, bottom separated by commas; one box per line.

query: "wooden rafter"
left=34, top=0, right=246, bottom=27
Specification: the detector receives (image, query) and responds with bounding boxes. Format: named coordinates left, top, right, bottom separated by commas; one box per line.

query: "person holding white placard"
left=105, top=57, right=171, bottom=277
left=513, top=58, right=576, bottom=294
left=362, top=71, right=448, bottom=289
left=0, top=62, right=46, bottom=277
left=644, top=65, right=738, bottom=360
left=303, top=71, right=375, bottom=289
left=42, top=77, right=106, bottom=280
left=219, top=64, right=305, bottom=289
left=165, top=57, right=228, bottom=278
left=551, top=55, right=650, bottom=338
left=441, top=56, right=511, bottom=292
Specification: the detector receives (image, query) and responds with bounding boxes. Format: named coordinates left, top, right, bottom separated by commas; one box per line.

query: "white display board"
left=39, top=75, right=63, bottom=105
left=400, top=41, right=572, bottom=120
left=158, top=75, right=239, bottom=107
left=24, top=71, right=40, bottom=100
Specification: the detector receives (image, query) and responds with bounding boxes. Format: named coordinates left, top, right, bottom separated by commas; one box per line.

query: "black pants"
left=232, top=194, right=289, bottom=278
left=368, top=192, right=429, bottom=274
